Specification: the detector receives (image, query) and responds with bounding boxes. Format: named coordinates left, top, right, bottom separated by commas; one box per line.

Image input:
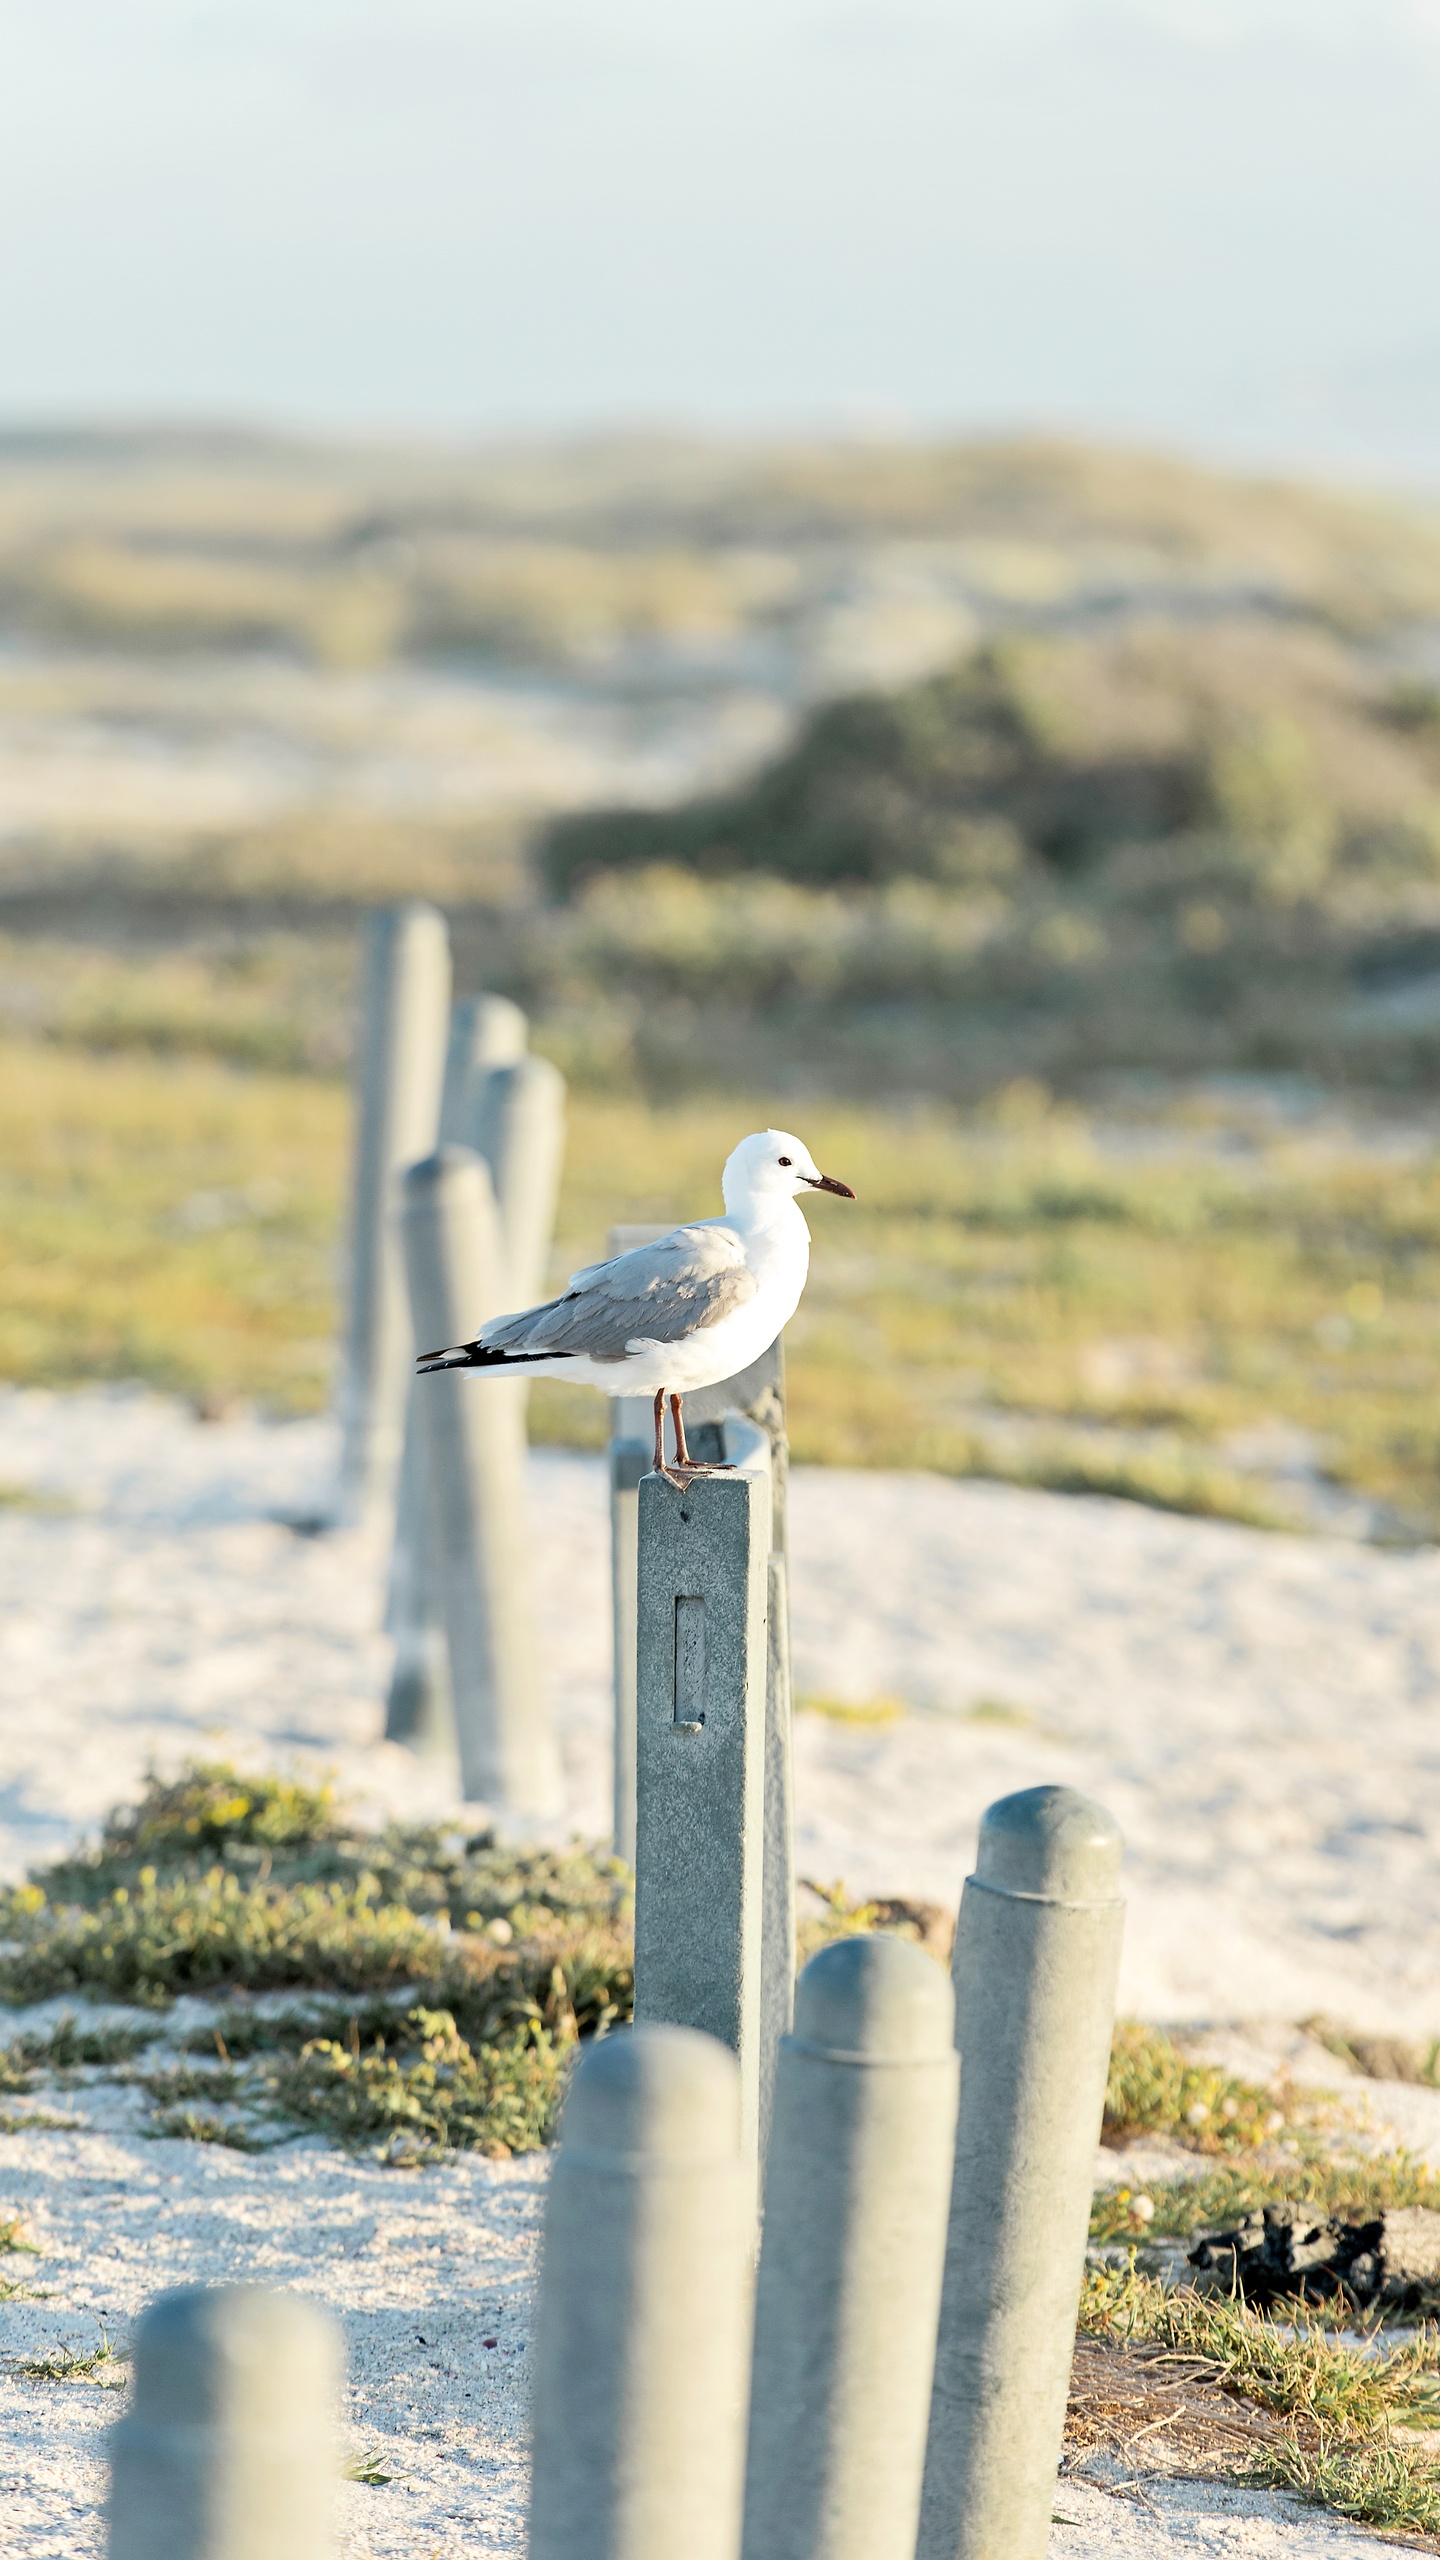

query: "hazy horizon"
left=5, top=1, right=1440, bottom=483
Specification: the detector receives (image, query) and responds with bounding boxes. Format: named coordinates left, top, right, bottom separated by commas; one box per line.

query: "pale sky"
left=4, top=0, right=1440, bottom=473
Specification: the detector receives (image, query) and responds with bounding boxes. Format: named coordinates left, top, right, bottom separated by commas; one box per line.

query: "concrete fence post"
left=385, top=992, right=531, bottom=1754
left=438, top=994, right=528, bottom=1145
left=338, top=903, right=451, bottom=1521
left=529, top=2024, right=752, bottom=2560
left=634, top=1429, right=771, bottom=2188
left=609, top=1431, right=648, bottom=1863
left=108, top=2283, right=343, bottom=2560
left=401, top=1148, right=562, bottom=1819
left=609, top=1227, right=792, bottom=1912
left=742, top=1934, right=959, bottom=2560
left=474, top=1054, right=567, bottom=1308
left=606, top=1227, right=668, bottom=1868
left=917, top=1786, right=1125, bottom=2560
left=759, top=1537, right=796, bottom=2161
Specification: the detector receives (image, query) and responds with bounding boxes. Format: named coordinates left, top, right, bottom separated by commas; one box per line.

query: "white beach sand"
left=4, top=1381, right=1440, bottom=2555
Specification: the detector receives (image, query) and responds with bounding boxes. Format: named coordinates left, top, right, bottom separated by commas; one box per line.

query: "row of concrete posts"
left=101, top=903, right=1129, bottom=2554
left=336, top=906, right=800, bottom=1899
left=336, top=900, right=565, bottom=1820
left=105, top=1785, right=1122, bottom=2560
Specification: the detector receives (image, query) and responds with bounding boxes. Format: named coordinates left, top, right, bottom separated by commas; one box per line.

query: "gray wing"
left=480, top=1222, right=758, bottom=1365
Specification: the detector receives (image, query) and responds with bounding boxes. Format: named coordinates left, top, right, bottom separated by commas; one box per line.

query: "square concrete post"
left=109, top=2283, right=343, bottom=2560
left=606, top=1225, right=666, bottom=1867
left=402, top=1147, right=562, bottom=1820
left=668, top=1349, right=795, bottom=2163
left=608, top=1222, right=792, bottom=1915
left=337, top=903, right=451, bottom=1522
left=759, top=1538, right=796, bottom=2160
left=917, top=1786, right=1125, bottom=2560
left=386, top=994, right=531, bottom=1754
left=610, top=1433, right=648, bottom=1864
left=634, top=1439, right=771, bottom=2186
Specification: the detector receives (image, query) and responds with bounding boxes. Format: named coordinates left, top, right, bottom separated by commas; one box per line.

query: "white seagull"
left=417, top=1128, right=855, bottom=1484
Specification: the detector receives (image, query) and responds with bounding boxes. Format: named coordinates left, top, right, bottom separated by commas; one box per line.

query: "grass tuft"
left=344, top=2454, right=403, bottom=2487
left=1080, top=2258, right=1440, bottom=2536
left=1091, top=2154, right=1440, bottom=2245
left=269, top=2008, right=567, bottom=2162
left=16, top=2322, right=122, bottom=2383
left=1103, top=2019, right=1304, bottom=2156
left=141, top=2109, right=268, bottom=2152
left=795, top=1693, right=905, bottom=1726
left=0, top=1761, right=632, bottom=2156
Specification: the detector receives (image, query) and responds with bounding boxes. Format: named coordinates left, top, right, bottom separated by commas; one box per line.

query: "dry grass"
left=3, top=429, right=1440, bottom=664
left=1075, top=2260, right=1440, bottom=2544
left=6, top=1037, right=1440, bottom=1531
left=0, top=1034, right=345, bottom=1409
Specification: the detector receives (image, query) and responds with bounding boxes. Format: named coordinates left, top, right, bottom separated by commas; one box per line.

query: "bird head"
left=721, top=1129, right=856, bottom=1214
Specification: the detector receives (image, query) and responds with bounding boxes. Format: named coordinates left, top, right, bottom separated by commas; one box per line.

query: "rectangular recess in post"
left=673, top=1596, right=706, bottom=1729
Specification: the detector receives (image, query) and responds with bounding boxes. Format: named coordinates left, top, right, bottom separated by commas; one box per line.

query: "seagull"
left=416, top=1128, right=855, bottom=1485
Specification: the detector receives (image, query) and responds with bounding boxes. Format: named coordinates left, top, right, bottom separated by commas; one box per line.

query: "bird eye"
left=777, top=1156, right=792, bottom=1167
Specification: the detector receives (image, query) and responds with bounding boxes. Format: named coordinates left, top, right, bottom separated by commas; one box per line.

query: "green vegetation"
left=13, top=1766, right=1440, bottom=2540
left=1091, top=2018, right=1440, bottom=2245
left=0, top=1034, right=344, bottom=1412
left=2, top=428, right=1438, bottom=675
left=5, top=438, right=1440, bottom=1532
left=0, top=1762, right=631, bottom=2029
left=0, top=1761, right=943, bottom=2156
left=1091, top=2153, right=1440, bottom=2247
left=0, top=1760, right=944, bottom=2152
left=16, top=2326, right=123, bottom=2384
left=8, top=1050, right=1440, bottom=1533
left=0, top=1764, right=630, bottom=2158
left=268, top=2009, right=565, bottom=2162
left=535, top=620, right=1440, bottom=1098
left=544, top=621, right=1440, bottom=891
left=344, top=2454, right=404, bottom=2488
left=1080, top=2259, right=1440, bottom=2537
left=1104, top=2020, right=1296, bottom=2156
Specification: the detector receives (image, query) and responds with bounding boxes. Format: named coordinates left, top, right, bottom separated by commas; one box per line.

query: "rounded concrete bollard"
left=530, top=2024, right=753, bottom=2560
left=743, top=1934, right=959, bottom=2560
left=338, top=902, right=451, bottom=1520
left=438, top=994, right=528, bottom=1146
left=403, top=1146, right=561, bottom=1817
left=917, top=1786, right=1124, bottom=2560
left=108, top=2283, right=343, bottom=2560
left=475, top=1053, right=567, bottom=1309
left=385, top=989, right=529, bottom=1752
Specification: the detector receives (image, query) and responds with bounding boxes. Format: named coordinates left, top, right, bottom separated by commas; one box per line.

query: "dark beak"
left=804, top=1173, right=856, bottom=1199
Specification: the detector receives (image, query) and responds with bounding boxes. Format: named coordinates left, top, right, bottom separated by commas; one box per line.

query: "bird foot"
left=652, top=1461, right=737, bottom=1488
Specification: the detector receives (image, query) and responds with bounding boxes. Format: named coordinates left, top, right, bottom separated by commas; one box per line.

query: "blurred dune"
left=7, top=428, right=1440, bottom=1534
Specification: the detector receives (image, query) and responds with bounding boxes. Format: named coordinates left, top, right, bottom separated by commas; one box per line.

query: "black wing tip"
left=415, top=1342, right=571, bottom=1375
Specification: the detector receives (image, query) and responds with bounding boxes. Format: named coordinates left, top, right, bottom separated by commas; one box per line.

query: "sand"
left=4, top=1380, right=1440, bottom=2554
